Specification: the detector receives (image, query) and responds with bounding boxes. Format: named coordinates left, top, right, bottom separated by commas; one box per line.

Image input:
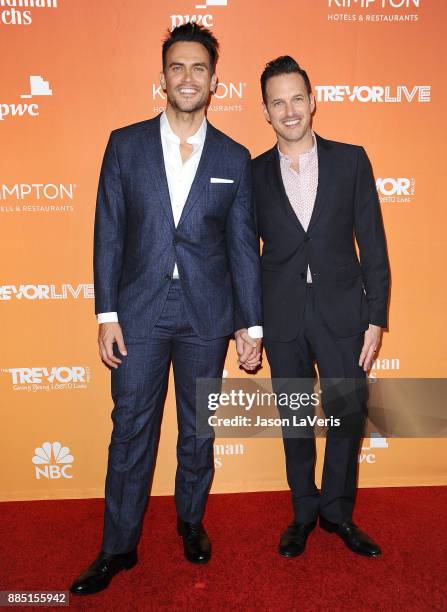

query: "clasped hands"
left=97, top=323, right=263, bottom=372
left=235, top=329, right=262, bottom=372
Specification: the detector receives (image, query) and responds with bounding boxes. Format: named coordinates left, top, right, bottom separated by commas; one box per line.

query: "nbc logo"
left=0, top=75, right=53, bottom=121
left=32, top=441, right=74, bottom=479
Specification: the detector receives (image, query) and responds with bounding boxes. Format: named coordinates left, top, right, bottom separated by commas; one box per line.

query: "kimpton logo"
left=0, top=75, right=53, bottom=121
left=328, top=0, right=420, bottom=7
left=152, top=81, right=245, bottom=101
left=315, top=85, right=430, bottom=103
left=170, top=0, right=228, bottom=30
left=32, top=441, right=74, bottom=480
left=0, top=284, right=94, bottom=300
left=152, top=80, right=245, bottom=114
left=0, top=0, right=58, bottom=26
left=0, top=182, right=76, bottom=214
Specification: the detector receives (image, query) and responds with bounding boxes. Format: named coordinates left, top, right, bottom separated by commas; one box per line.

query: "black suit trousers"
left=264, top=284, right=367, bottom=524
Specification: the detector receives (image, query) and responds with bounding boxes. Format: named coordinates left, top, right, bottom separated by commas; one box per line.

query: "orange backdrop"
left=1, top=0, right=446, bottom=501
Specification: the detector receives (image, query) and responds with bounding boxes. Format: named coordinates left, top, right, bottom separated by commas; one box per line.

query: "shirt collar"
left=278, top=131, right=317, bottom=163
left=160, top=111, right=207, bottom=148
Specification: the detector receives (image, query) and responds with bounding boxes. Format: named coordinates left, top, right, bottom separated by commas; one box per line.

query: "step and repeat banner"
left=1, top=0, right=446, bottom=501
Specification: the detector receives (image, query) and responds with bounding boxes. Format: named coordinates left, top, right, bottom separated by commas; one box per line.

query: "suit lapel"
left=177, top=120, right=219, bottom=227
left=267, top=147, right=306, bottom=236
left=306, top=134, right=332, bottom=233
left=142, top=114, right=175, bottom=229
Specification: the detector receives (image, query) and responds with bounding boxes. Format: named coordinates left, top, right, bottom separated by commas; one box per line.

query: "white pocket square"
left=210, top=177, right=234, bottom=183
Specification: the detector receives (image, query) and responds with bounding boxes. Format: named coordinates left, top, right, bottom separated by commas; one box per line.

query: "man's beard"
left=167, top=90, right=211, bottom=113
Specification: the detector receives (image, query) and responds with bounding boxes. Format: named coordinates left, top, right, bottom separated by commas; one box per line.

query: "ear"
left=262, top=102, right=271, bottom=124
left=309, top=92, right=316, bottom=114
left=160, top=71, right=166, bottom=91
left=210, top=73, right=218, bottom=93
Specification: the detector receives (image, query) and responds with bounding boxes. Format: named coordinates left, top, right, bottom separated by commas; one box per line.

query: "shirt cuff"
left=97, top=312, right=119, bottom=324
left=247, top=325, right=263, bottom=339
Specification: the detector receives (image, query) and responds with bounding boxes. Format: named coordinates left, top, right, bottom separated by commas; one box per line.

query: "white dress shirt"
left=97, top=112, right=262, bottom=339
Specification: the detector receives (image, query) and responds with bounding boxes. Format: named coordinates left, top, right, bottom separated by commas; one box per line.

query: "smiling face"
left=160, top=41, right=217, bottom=113
left=263, top=72, right=315, bottom=145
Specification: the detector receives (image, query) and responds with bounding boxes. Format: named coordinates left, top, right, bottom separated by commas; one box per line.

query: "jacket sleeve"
left=226, top=152, right=262, bottom=332
left=354, top=146, right=390, bottom=328
left=93, top=132, right=127, bottom=315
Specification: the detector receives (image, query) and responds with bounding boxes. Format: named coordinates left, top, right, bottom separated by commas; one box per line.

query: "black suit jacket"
left=253, top=134, right=390, bottom=342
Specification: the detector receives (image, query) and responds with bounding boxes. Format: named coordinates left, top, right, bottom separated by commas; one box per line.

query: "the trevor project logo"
left=376, top=177, right=416, bottom=203
left=32, top=441, right=74, bottom=480
left=1, top=366, right=91, bottom=392
left=0, top=75, right=53, bottom=121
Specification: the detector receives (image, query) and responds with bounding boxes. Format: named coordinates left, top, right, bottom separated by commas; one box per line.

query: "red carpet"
left=1, top=488, right=445, bottom=611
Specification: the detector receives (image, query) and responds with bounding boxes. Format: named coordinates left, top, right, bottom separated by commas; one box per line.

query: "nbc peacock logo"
left=32, top=441, right=74, bottom=479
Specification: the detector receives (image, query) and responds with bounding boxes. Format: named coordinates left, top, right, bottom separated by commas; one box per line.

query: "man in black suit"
left=70, top=24, right=262, bottom=595
left=247, top=56, right=389, bottom=558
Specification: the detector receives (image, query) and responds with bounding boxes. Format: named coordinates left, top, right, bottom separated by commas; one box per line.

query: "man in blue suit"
left=70, top=23, right=262, bottom=596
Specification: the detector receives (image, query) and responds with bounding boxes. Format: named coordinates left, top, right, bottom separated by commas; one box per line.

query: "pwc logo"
left=170, top=0, right=228, bottom=30
left=0, top=75, right=52, bottom=121
left=32, top=441, right=74, bottom=480
left=359, top=433, right=389, bottom=465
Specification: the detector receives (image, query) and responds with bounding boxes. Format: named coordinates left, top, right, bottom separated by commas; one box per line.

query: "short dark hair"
left=162, top=22, right=220, bottom=72
left=261, top=56, right=312, bottom=104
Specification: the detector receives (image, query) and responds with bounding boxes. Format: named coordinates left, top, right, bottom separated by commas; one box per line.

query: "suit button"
left=304, top=236, right=311, bottom=242
left=173, top=239, right=178, bottom=246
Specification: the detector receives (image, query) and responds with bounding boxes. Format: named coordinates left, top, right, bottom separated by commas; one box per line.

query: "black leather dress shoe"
left=177, top=518, right=211, bottom=564
left=319, top=517, right=381, bottom=557
left=69, top=550, right=137, bottom=595
left=278, top=520, right=317, bottom=558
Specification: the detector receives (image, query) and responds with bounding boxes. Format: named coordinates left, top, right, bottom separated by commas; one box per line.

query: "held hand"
left=235, top=329, right=262, bottom=371
left=359, top=324, right=382, bottom=372
left=98, top=322, right=127, bottom=369
left=242, top=341, right=263, bottom=371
